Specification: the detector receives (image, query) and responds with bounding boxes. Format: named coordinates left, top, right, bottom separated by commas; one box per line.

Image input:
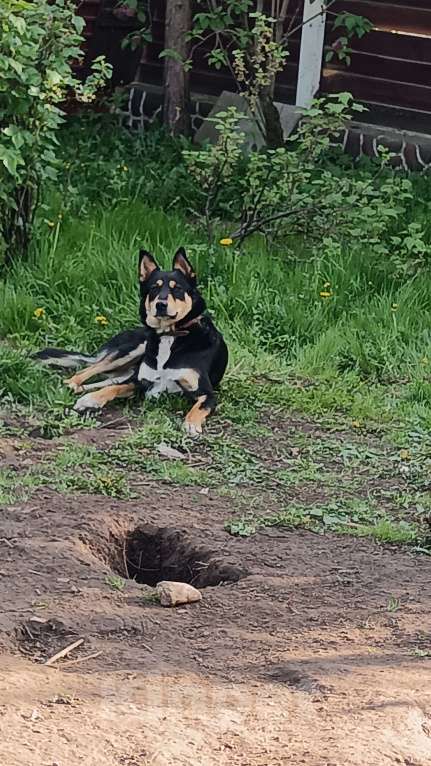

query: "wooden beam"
left=296, top=0, right=327, bottom=107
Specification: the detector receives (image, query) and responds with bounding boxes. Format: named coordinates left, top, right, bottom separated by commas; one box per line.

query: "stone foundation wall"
left=343, top=124, right=431, bottom=172
left=119, top=84, right=431, bottom=172
left=119, top=84, right=216, bottom=135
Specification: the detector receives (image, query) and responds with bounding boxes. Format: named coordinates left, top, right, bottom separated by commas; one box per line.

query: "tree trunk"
left=259, top=1, right=292, bottom=147
left=259, top=88, right=285, bottom=148
left=163, top=0, right=192, bottom=137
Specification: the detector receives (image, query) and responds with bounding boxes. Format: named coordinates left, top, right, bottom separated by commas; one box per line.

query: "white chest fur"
left=138, top=336, right=183, bottom=397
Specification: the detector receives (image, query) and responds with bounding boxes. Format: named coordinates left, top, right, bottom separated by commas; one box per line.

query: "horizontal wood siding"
left=76, top=1, right=431, bottom=132
left=76, top=0, right=142, bottom=84
left=321, top=1, right=431, bottom=117
left=138, top=1, right=302, bottom=102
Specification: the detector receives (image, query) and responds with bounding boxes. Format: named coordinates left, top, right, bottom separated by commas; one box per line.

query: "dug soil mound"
left=1, top=477, right=431, bottom=765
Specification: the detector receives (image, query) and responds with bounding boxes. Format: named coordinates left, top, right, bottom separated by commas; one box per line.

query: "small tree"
left=0, top=0, right=111, bottom=267
left=186, top=1, right=372, bottom=146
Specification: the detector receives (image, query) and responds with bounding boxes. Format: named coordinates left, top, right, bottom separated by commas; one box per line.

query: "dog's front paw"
left=183, top=419, right=202, bottom=437
left=64, top=377, right=84, bottom=394
left=74, top=392, right=103, bottom=413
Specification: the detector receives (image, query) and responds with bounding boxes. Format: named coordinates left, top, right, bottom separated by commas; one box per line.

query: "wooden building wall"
left=77, top=1, right=431, bottom=135
left=322, top=1, right=431, bottom=132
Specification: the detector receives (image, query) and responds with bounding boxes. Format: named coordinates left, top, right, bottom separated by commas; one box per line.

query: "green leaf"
left=159, top=48, right=184, bottom=63
left=0, top=150, right=18, bottom=175
left=10, top=13, right=26, bottom=35
left=9, top=59, right=23, bottom=76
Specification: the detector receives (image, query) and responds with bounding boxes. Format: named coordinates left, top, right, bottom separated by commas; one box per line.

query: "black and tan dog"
left=34, top=248, right=228, bottom=435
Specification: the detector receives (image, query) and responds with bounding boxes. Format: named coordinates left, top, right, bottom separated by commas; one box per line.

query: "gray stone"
left=194, top=91, right=302, bottom=149
left=156, top=580, right=202, bottom=607
left=194, top=90, right=264, bottom=150
left=277, top=102, right=302, bottom=138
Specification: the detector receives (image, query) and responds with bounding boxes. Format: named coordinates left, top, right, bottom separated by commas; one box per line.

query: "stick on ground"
left=44, top=638, right=84, bottom=667
left=62, top=650, right=102, bottom=668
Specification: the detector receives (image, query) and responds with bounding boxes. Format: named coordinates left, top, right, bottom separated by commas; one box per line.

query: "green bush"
left=183, top=95, right=417, bottom=267
left=0, top=0, right=111, bottom=266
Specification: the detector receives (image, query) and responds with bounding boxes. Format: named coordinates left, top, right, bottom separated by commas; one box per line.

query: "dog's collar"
left=156, top=315, right=203, bottom=337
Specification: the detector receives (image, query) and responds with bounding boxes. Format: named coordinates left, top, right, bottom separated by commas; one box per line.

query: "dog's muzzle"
left=156, top=301, right=168, bottom=317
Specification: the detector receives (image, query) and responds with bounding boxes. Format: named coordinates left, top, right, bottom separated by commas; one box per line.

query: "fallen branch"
left=62, top=650, right=102, bottom=668
left=141, top=642, right=153, bottom=653
left=96, top=416, right=129, bottom=430
left=44, top=638, right=84, bottom=667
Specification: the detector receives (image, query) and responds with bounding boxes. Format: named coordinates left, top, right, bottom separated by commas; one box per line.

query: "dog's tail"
left=31, top=348, right=96, bottom=369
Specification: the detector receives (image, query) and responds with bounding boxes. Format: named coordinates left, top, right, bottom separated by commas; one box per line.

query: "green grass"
left=2, top=117, right=431, bottom=550
left=0, top=469, right=20, bottom=506
left=105, top=574, right=127, bottom=592
left=3, top=193, right=431, bottom=427
left=225, top=501, right=421, bottom=546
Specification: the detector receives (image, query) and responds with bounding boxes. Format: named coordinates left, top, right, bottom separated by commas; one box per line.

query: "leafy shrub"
left=0, top=0, right=111, bottom=266
left=183, top=94, right=422, bottom=267
left=389, top=223, right=431, bottom=276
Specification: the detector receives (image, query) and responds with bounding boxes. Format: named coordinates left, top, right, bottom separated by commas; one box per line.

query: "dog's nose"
left=156, top=301, right=168, bottom=317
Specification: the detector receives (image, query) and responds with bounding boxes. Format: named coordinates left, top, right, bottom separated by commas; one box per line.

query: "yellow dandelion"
left=219, top=238, right=233, bottom=246
left=352, top=420, right=361, bottom=428
left=95, top=314, right=108, bottom=326
left=46, top=220, right=55, bottom=228
left=399, top=448, right=410, bottom=461
left=33, top=307, right=46, bottom=319
left=319, top=291, right=332, bottom=298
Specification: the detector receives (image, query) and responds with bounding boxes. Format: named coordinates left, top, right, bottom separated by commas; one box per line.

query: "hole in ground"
left=118, top=524, right=245, bottom=588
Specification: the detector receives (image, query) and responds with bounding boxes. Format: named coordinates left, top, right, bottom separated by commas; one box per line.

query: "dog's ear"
left=172, top=247, right=196, bottom=283
left=139, top=250, right=159, bottom=282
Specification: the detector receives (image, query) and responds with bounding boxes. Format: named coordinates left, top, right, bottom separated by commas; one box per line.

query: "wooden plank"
left=323, top=4, right=431, bottom=118
left=326, top=50, right=431, bottom=86
left=140, top=60, right=299, bottom=98
left=329, top=28, right=431, bottom=63
left=145, top=13, right=303, bottom=48
left=78, top=0, right=102, bottom=24
left=321, top=68, right=431, bottom=112
left=331, top=0, right=431, bottom=8
left=328, top=1, right=431, bottom=34
left=141, top=6, right=302, bottom=81
left=78, top=0, right=102, bottom=12
left=189, top=41, right=300, bottom=76
left=88, top=4, right=143, bottom=87
left=296, top=0, right=326, bottom=106
left=75, top=0, right=103, bottom=79
left=350, top=101, right=431, bottom=133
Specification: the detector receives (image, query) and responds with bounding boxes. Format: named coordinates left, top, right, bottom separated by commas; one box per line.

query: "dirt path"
left=1, top=476, right=431, bottom=766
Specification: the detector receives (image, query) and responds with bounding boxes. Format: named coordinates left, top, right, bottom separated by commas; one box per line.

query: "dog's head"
left=138, top=247, right=206, bottom=332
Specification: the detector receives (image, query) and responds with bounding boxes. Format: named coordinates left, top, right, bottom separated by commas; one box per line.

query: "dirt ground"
left=1, top=418, right=431, bottom=766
